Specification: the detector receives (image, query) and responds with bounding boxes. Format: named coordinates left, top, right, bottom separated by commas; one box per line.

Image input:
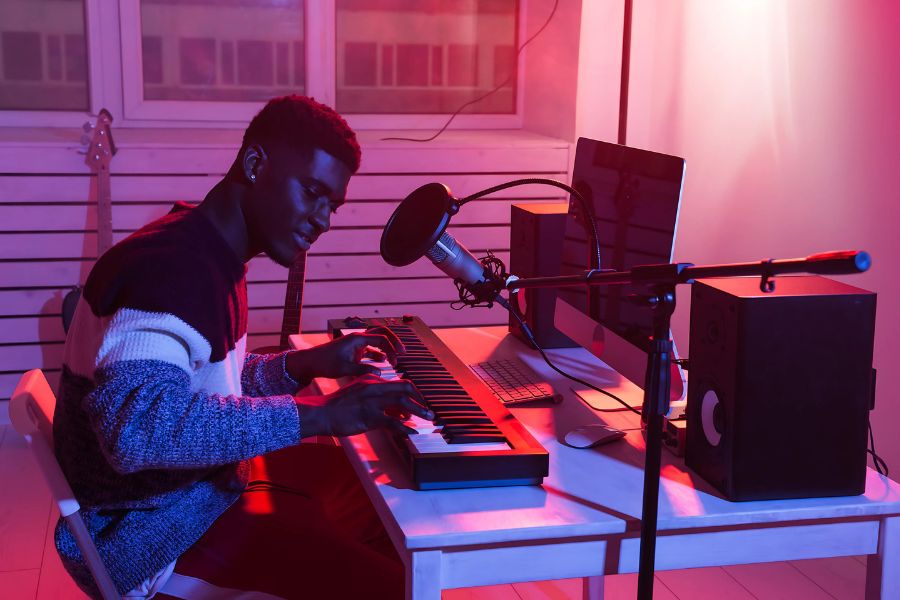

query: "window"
left=332, top=1, right=518, bottom=115
left=2, top=0, right=523, bottom=128
left=0, top=0, right=90, bottom=111
left=335, top=0, right=518, bottom=115
left=139, top=0, right=305, bottom=102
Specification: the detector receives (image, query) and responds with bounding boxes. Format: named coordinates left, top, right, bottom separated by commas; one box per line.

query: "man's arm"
left=87, top=359, right=299, bottom=474
left=242, top=350, right=302, bottom=395
left=85, top=309, right=300, bottom=474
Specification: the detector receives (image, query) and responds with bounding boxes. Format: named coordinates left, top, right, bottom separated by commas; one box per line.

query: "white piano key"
left=405, top=415, right=510, bottom=453
left=363, top=358, right=511, bottom=453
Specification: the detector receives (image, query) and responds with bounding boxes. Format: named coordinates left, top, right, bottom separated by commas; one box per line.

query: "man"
left=54, top=95, right=432, bottom=598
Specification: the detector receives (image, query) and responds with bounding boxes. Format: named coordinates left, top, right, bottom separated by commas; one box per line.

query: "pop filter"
left=380, top=183, right=459, bottom=266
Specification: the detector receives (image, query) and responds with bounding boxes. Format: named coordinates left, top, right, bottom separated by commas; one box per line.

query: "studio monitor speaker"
left=685, top=276, right=876, bottom=501
left=508, top=203, right=578, bottom=349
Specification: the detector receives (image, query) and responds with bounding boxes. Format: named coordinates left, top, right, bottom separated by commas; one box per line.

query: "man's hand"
left=285, top=326, right=405, bottom=384
left=297, top=375, right=433, bottom=438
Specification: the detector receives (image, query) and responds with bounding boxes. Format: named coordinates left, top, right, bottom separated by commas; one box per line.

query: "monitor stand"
left=554, top=297, right=687, bottom=419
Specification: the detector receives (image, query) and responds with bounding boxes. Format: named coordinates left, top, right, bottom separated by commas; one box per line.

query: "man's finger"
left=384, top=406, right=411, bottom=421
left=361, top=378, right=425, bottom=405
left=357, top=328, right=405, bottom=362
left=353, top=333, right=398, bottom=363
left=383, top=417, right=419, bottom=437
left=370, top=388, right=433, bottom=422
left=392, top=394, right=435, bottom=422
left=340, top=373, right=380, bottom=390
left=366, top=326, right=406, bottom=355
left=361, top=346, right=387, bottom=362
left=351, top=362, right=381, bottom=377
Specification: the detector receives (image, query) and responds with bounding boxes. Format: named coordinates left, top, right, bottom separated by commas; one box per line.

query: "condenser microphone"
left=425, top=230, right=507, bottom=304
left=380, top=178, right=599, bottom=306
left=380, top=183, right=508, bottom=305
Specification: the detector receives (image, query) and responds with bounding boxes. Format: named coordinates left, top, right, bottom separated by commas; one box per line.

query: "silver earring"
left=249, top=173, right=256, bottom=183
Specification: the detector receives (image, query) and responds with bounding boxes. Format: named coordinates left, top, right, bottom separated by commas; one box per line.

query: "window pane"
left=140, top=0, right=305, bottom=102
left=0, top=0, right=89, bottom=111
left=336, top=0, right=518, bottom=114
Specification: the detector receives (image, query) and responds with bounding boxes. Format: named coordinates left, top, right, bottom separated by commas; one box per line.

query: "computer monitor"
left=553, top=137, right=687, bottom=414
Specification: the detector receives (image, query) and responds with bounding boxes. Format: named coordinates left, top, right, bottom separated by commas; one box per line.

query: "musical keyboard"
left=328, top=316, right=549, bottom=490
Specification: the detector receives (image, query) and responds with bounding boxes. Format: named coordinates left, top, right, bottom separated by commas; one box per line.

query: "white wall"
left=577, top=1, right=900, bottom=471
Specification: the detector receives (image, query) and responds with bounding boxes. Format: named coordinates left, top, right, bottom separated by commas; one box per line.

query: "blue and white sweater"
left=53, top=203, right=302, bottom=597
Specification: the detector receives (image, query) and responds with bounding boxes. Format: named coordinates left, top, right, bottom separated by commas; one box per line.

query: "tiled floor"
left=0, top=423, right=868, bottom=599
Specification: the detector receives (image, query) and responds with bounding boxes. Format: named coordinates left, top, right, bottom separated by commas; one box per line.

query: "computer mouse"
left=563, top=424, right=626, bottom=449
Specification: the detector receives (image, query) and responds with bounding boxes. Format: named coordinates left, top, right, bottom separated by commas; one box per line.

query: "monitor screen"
left=557, top=137, right=686, bottom=354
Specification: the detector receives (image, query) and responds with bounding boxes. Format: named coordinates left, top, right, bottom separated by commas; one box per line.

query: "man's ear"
left=242, top=143, right=268, bottom=184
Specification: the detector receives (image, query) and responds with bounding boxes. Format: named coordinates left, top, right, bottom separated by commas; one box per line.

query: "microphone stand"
left=499, top=251, right=870, bottom=600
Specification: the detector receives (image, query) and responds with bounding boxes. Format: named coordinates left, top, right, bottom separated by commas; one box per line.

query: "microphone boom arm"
left=503, top=250, right=871, bottom=294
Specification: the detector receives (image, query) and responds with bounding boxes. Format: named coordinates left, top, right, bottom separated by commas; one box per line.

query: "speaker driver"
left=700, top=389, right=723, bottom=446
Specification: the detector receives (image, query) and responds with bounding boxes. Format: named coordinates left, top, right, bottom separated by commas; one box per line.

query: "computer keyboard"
left=469, top=359, right=562, bottom=406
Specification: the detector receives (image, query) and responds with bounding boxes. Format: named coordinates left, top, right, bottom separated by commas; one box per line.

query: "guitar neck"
left=279, top=251, right=307, bottom=349
left=96, top=164, right=113, bottom=254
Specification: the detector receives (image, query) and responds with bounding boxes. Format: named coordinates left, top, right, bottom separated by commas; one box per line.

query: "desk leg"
left=866, top=515, right=900, bottom=600
left=583, top=575, right=604, bottom=600
left=407, top=550, right=441, bottom=600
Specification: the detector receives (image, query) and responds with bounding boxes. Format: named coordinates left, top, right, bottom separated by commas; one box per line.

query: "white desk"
left=296, top=326, right=900, bottom=600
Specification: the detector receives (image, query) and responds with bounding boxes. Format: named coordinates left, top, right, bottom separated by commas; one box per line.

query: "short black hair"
left=242, top=95, right=361, bottom=173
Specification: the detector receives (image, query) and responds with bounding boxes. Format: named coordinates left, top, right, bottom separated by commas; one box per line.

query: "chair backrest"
left=9, top=370, right=78, bottom=516
left=9, top=369, right=120, bottom=600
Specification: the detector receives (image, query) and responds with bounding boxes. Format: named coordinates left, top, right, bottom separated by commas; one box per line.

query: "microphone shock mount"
left=451, top=251, right=509, bottom=309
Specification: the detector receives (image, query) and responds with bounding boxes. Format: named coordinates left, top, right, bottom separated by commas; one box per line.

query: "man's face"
left=245, top=146, right=352, bottom=267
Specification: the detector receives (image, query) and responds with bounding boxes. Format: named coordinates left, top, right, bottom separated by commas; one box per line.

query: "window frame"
left=117, top=0, right=526, bottom=129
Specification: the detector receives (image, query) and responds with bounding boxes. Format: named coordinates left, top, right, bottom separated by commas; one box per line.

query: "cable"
left=459, top=178, right=602, bottom=271
left=868, top=419, right=889, bottom=477
left=244, top=480, right=311, bottom=499
left=496, top=294, right=641, bottom=415
left=381, top=0, right=560, bottom=143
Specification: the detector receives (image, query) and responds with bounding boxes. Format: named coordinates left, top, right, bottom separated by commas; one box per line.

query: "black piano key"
left=431, top=409, right=487, bottom=416
left=441, top=428, right=504, bottom=438
left=431, top=408, right=482, bottom=417
left=437, top=416, right=494, bottom=425
left=422, top=396, right=472, bottom=403
left=426, top=397, right=478, bottom=404
left=433, top=409, right=487, bottom=416
left=444, top=432, right=508, bottom=444
left=442, top=423, right=502, bottom=431
left=430, top=410, right=482, bottom=418
left=428, top=403, right=481, bottom=410
left=425, top=401, right=479, bottom=409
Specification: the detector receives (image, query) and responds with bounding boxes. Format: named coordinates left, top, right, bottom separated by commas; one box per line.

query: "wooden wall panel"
left=0, top=261, right=86, bottom=288
left=0, top=130, right=571, bottom=399
left=0, top=175, right=93, bottom=201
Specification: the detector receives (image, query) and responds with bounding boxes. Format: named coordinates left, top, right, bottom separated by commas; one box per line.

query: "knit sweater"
left=53, top=203, right=302, bottom=597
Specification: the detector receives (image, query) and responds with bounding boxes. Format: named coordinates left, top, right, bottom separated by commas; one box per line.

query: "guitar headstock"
left=83, top=108, right=117, bottom=172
